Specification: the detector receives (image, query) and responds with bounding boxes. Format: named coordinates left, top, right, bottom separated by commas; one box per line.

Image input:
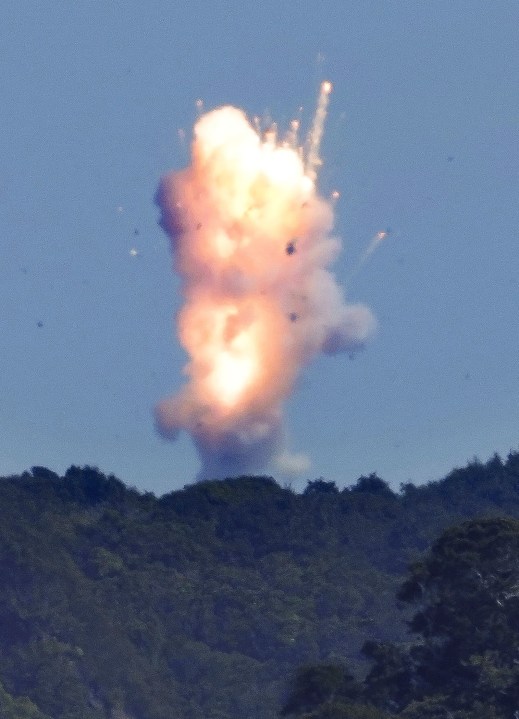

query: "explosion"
left=155, top=82, right=376, bottom=479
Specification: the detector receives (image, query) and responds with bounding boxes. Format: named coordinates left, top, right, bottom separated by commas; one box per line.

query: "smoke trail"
left=305, top=80, right=332, bottom=182
left=155, top=83, right=376, bottom=479
left=347, top=230, right=390, bottom=284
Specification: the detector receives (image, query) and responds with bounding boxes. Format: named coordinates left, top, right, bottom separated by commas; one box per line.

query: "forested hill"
left=1, top=452, right=519, bottom=719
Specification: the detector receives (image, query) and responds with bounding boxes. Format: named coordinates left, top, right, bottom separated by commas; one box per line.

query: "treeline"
left=0, top=452, right=518, bottom=718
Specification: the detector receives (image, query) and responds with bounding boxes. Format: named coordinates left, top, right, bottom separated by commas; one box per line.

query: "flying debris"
left=348, top=228, right=393, bottom=281
left=155, top=81, right=376, bottom=479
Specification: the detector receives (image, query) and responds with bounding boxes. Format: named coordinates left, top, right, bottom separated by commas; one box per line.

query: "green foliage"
left=281, top=664, right=362, bottom=716
left=286, top=513, right=519, bottom=719
left=397, top=516, right=519, bottom=716
left=350, top=474, right=394, bottom=496
left=0, top=454, right=518, bottom=717
left=303, top=479, right=339, bottom=495
left=399, top=517, right=519, bottom=650
left=362, top=641, right=414, bottom=711
left=0, top=680, right=51, bottom=719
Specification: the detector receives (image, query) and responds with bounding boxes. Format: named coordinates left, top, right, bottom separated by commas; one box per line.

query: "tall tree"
left=396, top=517, right=519, bottom=714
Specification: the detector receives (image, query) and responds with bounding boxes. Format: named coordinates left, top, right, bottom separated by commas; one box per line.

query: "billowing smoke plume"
left=155, top=83, right=376, bottom=479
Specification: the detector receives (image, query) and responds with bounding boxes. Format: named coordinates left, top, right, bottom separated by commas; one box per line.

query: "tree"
left=362, top=641, right=415, bottom=711
left=281, top=664, right=362, bottom=716
left=0, top=681, right=51, bottom=719
left=399, top=517, right=519, bottom=656
left=351, top=474, right=394, bottom=496
left=291, top=518, right=519, bottom=717
left=397, top=517, right=519, bottom=714
left=304, top=480, right=339, bottom=496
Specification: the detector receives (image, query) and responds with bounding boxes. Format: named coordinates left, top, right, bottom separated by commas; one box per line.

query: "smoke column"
left=155, top=83, right=376, bottom=479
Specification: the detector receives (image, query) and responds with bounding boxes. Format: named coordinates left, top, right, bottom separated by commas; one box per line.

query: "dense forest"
left=0, top=452, right=519, bottom=718
left=282, top=515, right=519, bottom=718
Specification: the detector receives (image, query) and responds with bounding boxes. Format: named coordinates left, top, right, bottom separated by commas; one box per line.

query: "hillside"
left=0, top=452, right=519, bottom=718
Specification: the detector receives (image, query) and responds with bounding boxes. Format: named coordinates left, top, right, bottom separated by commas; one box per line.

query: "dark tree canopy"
left=399, top=516, right=519, bottom=652
left=303, top=479, right=339, bottom=495
left=0, top=453, right=518, bottom=718
left=351, top=474, right=394, bottom=496
left=285, top=516, right=519, bottom=718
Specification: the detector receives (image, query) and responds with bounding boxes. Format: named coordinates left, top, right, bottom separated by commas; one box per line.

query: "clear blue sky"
left=1, top=1, right=518, bottom=494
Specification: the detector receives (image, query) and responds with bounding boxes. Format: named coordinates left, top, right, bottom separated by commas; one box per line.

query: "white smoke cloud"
left=275, top=450, right=312, bottom=477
